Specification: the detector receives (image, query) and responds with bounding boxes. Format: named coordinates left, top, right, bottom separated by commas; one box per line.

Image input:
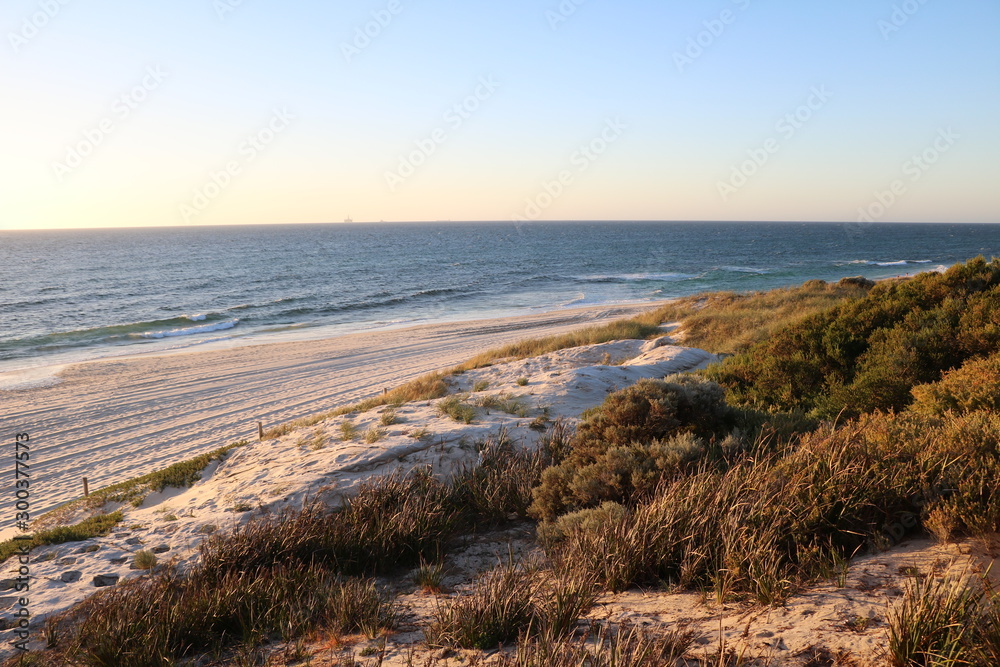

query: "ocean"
left=1, top=221, right=997, bottom=388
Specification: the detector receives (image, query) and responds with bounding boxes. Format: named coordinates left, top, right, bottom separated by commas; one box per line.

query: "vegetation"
left=438, top=394, right=476, bottom=423
left=426, top=560, right=598, bottom=650
left=705, top=257, right=1000, bottom=418
left=68, top=566, right=395, bottom=666
left=32, top=258, right=1000, bottom=664
left=0, top=511, right=124, bottom=563
left=40, top=433, right=544, bottom=665
left=887, top=574, right=1000, bottom=666
left=529, top=375, right=738, bottom=521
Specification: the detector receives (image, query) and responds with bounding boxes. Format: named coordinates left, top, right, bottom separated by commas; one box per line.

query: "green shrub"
left=911, top=351, right=1000, bottom=415
left=528, top=376, right=733, bottom=520
left=706, top=257, right=1000, bottom=419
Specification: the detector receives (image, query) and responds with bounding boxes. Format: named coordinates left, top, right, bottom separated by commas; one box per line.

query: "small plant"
left=438, top=396, right=476, bottom=424
left=472, top=380, right=490, bottom=392
left=231, top=501, right=254, bottom=513
left=409, top=427, right=431, bottom=441
left=364, top=427, right=388, bottom=444
left=416, top=557, right=445, bottom=594
left=44, top=615, right=59, bottom=649
left=516, top=377, right=529, bottom=386
left=298, top=428, right=328, bottom=451
left=162, top=514, right=178, bottom=522
left=845, top=615, right=873, bottom=632
left=339, top=420, right=359, bottom=441
left=198, top=524, right=217, bottom=534
left=133, top=550, right=158, bottom=571
left=427, top=560, right=538, bottom=649
left=379, top=409, right=399, bottom=426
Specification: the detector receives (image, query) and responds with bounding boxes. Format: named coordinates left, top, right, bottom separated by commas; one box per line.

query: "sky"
left=1, top=0, right=998, bottom=229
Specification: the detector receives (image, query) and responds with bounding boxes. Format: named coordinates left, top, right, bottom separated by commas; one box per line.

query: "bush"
left=546, top=409, right=1000, bottom=600
left=911, top=351, right=1000, bottom=415
left=706, top=257, right=1000, bottom=418
left=528, top=376, right=734, bottom=521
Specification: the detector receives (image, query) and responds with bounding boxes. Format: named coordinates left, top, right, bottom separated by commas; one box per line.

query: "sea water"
left=1, top=221, right=997, bottom=387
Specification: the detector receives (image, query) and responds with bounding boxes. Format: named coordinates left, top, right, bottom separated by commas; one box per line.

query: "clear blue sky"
left=1, top=0, right=998, bottom=228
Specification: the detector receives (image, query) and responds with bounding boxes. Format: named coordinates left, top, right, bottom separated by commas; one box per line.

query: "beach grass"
left=0, top=511, right=124, bottom=564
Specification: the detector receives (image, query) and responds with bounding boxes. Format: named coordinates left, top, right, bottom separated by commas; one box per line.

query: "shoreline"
left=1, top=301, right=668, bottom=520
left=0, top=297, right=668, bottom=391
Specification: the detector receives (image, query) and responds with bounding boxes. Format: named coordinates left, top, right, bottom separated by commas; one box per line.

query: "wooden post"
left=258, top=421, right=264, bottom=440
left=83, top=477, right=89, bottom=497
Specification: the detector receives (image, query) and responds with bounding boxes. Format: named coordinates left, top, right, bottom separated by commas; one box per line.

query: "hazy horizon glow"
left=2, top=0, right=998, bottom=230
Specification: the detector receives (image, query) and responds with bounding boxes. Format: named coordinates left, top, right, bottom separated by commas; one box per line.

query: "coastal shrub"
left=546, top=409, right=1000, bottom=599
left=706, top=257, right=1000, bottom=418
left=259, top=273, right=865, bottom=440
left=910, top=351, right=1000, bottom=415
left=528, top=376, right=734, bottom=520
left=650, top=279, right=872, bottom=354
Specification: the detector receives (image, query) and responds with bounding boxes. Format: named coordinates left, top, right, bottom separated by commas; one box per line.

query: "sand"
left=0, top=303, right=665, bottom=524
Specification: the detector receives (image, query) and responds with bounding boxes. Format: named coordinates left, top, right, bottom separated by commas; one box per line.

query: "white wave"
left=875, top=260, right=908, bottom=267
left=579, top=272, right=698, bottom=282
left=137, top=318, right=240, bottom=339
left=184, top=313, right=208, bottom=321
left=719, top=266, right=770, bottom=274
